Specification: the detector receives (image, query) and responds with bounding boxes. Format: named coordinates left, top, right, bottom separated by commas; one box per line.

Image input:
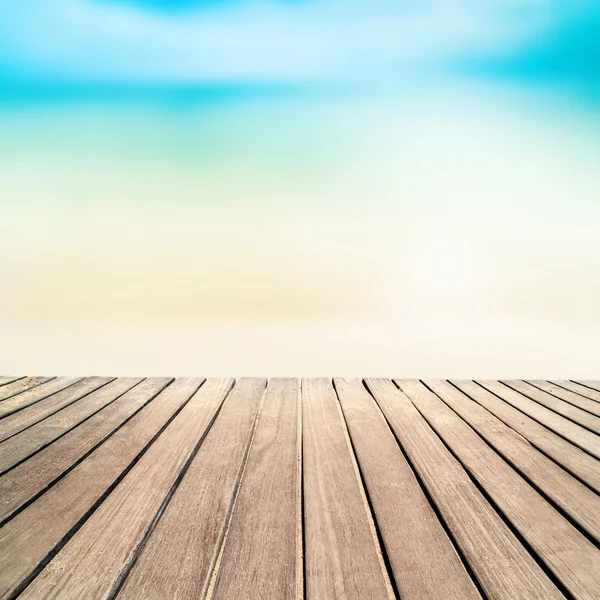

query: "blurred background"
left=1, top=0, right=599, bottom=376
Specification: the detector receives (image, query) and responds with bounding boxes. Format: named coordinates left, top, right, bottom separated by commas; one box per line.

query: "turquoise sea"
left=1, top=78, right=600, bottom=374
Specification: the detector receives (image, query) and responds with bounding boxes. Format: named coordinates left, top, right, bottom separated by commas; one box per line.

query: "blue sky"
left=0, top=1, right=598, bottom=91
left=102, top=0, right=308, bottom=10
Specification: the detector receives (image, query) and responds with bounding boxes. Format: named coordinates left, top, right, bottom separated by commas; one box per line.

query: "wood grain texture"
left=302, top=378, right=393, bottom=600
left=208, top=378, right=302, bottom=600
left=0, top=377, right=53, bottom=401
left=119, top=378, right=266, bottom=600
left=502, top=380, right=600, bottom=435
left=0, top=377, right=113, bottom=442
left=0, top=377, right=81, bottom=420
left=0, top=377, right=24, bottom=388
left=2, top=376, right=599, bottom=600
left=553, top=381, right=600, bottom=404
left=398, top=379, right=600, bottom=600
left=20, top=378, right=234, bottom=600
left=335, top=378, right=481, bottom=600
left=451, top=380, right=600, bottom=494
left=425, top=379, right=600, bottom=544
left=0, top=377, right=196, bottom=599
left=0, top=378, right=170, bottom=525
left=477, top=380, right=600, bottom=460
left=365, top=378, right=563, bottom=600
left=575, top=381, right=600, bottom=397
left=527, top=381, right=600, bottom=416
left=0, top=377, right=142, bottom=474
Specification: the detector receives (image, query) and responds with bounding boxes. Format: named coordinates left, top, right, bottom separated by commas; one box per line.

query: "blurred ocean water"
left=1, top=1, right=599, bottom=374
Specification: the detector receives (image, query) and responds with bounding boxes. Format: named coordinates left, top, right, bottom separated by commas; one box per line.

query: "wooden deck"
left=1, top=377, right=600, bottom=599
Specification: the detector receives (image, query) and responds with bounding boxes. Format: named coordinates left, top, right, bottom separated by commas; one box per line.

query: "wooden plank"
left=425, top=379, right=600, bottom=544
left=0, top=377, right=113, bottom=442
left=478, top=380, right=600, bottom=460
left=0, top=378, right=171, bottom=525
left=365, top=378, right=563, bottom=600
left=0, top=377, right=202, bottom=599
left=452, top=380, right=600, bottom=494
left=397, top=379, right=600, bottom=600
left=503, top=380, right=600, bottom=435
left=119, top=378, right=266, bottom=600
left=0, top=377, right=53, bottom=401
left=553, top=381, right=600, bottom=404
left=208, top=378, right=302, bottom=600
left=0, top=377, right=24, bottom=388
left=527, top=381, right=600, bottom=417
left=20, top=378, right=234, bottom=600
left=302, top=378, right=393, bottom=600
left=0, top=377, right=142, bottom=474
left=575, top=381, right=600, bottom=397
left=0, top=377, right=78, bottom=418
left=335, top=378, right=481, bottom=600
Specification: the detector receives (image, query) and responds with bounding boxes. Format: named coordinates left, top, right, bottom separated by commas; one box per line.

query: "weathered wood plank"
left=503, top=380, right=600, bottom=435
left=0, top=377, right=53, bottom=401
left=451, top=380, right=600, bottom=494
left=208, top=378, right=302, bottom=600
left=335, top=378, right=481, bottom=600
left=365, top=378, right=563, bottom=600
left=302, top=378, right=393, bottom=600
left=478, top=380, right=600, bottom=460
left=0, top=378, right=170, bottom=524
left=553, top=381, right=600, bottom=404
left=0, top=377, right=202, bottom=599
left=20, top=378, right=234, bottom=600
left=425, top=379, right=600, bottom=544
left=119, top=378, right=266, bottom=599
left=575, top=381, right=600, bottom=398
left=0, top=377, right=142, bottom=474
left=0, top=377, right=24, bottom=388
left=0, top=377, right=113, bottom=442
left=527, top=381, right=600, bottom=417
left=397, top=379, right=600, bottom=600
left=0, top=377, right=81, bottom=419
left=2, top=376, right=598, bottom=600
